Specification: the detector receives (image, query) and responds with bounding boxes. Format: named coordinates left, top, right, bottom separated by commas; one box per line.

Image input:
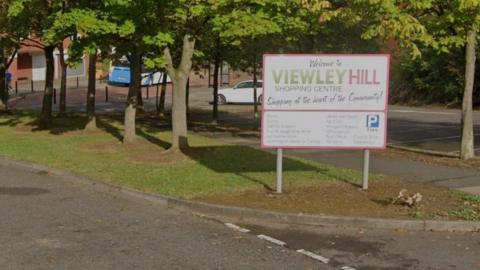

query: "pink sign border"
left=260, top=53, right=390, bottom=150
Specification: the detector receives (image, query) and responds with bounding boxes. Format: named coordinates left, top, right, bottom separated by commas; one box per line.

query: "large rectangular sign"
left=261, top=54, right=390, bottom=149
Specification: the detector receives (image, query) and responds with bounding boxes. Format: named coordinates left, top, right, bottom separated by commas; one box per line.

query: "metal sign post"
left=362, top=149, right=370, bottom=190
left=276, top=148, right=283, bottom=193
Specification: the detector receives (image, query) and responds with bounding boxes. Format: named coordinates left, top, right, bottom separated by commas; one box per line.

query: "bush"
left=391, top=46, right=480, bottom=108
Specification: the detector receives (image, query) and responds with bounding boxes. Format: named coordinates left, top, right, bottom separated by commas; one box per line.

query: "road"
left=242, top=223, right=480, bottom=270
left=0, top=163, right=327, bottom=270
left=1, top=163, right=479, bottom=270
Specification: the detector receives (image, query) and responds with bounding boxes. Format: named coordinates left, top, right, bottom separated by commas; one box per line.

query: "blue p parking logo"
left=367, top=115, right=380, bottom=128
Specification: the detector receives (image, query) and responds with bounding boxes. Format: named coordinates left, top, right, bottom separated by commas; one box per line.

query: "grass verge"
left=0, top=111, right=478, bottom=221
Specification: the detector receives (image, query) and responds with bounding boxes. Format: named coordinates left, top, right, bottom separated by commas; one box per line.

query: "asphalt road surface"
left=242, top=223, right=480, bottom=270
left=0, top=163, right=328, bottom=270
left=1, top=163, right=479, bottom=270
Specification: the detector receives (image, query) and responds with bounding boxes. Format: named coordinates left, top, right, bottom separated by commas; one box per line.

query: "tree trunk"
left=0, top=40, right=7, bottom=112
left=164, top=35, right=195, bottom=152
left=123, top=48, right=142, bottom=143
left=157, top=72, right=168, bottom=116
left=137, top=84, right=144, bottom=109
left=186, top=76, right=190, bottom=120
left=212, top=45, right=221, bottom=123
left=0, top=66, right=6, bottom=112
left=40, top=46, right=55, bottom=127
left=58, top=44, right=67, bottom=116
left=253, top=53, right=259, bottom=121
left=84, top=52, right=97, bottom=131
left=0, top=44, right=16, bottom=112
left=460, top=28, right=477, bottom=160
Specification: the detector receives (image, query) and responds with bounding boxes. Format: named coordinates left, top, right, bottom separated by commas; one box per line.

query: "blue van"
left=108, top=61, right=170, bottom=86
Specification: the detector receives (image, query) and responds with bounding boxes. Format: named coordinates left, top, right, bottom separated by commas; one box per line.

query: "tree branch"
left=179, top=34, right=195, bottom=76
left=6, top=49, right=17, bottom=69
left=163, top=47, right=176, bottom=79
left=20, top=37, right=46, bottom=49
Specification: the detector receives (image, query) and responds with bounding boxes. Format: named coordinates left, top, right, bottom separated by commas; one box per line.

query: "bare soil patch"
left=14, top=124, right=35, bottom=133
left=197, top=178, right=478, bottom=221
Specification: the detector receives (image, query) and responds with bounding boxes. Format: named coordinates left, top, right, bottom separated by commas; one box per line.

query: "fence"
left=11, top=76, right=90, bottom=96
left=9, top=77, right=165, bottom=106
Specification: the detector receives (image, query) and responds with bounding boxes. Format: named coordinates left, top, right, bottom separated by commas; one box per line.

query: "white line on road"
left=296, top=249, right=330, bottom=264
left=257, top=234, right=286, bottom=246
left=390, top=110, right=457, bottom=115
left=341, top=266, right=357, bottom=270
left=224, top=223, right=250, bottom=233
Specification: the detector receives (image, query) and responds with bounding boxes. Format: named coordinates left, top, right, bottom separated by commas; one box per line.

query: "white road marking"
left=341, top=266, right=357, bottom=270
left=390, top=109, right=457, bottom=116
left=296, top=249, right=330, bottom=264
left=224, top=223, right=250, bottom=233
left=257, top=234, right=286, bottom=246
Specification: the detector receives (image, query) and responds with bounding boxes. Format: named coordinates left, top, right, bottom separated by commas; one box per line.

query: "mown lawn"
left=0, top=111, right=366, bottom=199
left=1, top=111, right=478, bottom=221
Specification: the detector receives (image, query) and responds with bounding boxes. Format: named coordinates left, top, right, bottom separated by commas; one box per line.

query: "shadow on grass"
left=0, top=111, right=89, bottom=135
left=97, top=115, right=171, bottom=148
left=0, top=110, right=35, bottom=128
left=0, top=111, right=172, bottom=149
left=0, top=111, right=359, bottom=192
left=184, top=145, right=329, bottom=191
left=97, top=117, right=123, bottom=141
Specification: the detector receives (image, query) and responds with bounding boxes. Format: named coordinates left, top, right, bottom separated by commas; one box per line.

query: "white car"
left=217, top=80, right=263, bottom=104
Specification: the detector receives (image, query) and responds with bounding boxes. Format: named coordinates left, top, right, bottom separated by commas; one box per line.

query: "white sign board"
left=261, top=54, right=390, bottom=149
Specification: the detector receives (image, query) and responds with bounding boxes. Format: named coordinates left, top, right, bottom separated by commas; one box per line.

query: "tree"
left=211, top=0, right=319, bottom=123
left=46, top=4, right=117, bottom=130
left=156, top=69, right=168, bottom=116
left=154, top=0, right=213, bottom=152
left=351, top=0, right=480, bottom=160
left=8, top=0, right=68, bottom=126
left=103, top=0, right=171, bottom=143
left=163, top=34, right=195, bottom=151
left=161, top=0, right=324, bottom=149
left=0, top=0, right=21, bottom=112
left=48, top=0, right=171, bottom=140
left=197, top=20, right=238, bottom=123
left=57, top=42, right=67, bottom=116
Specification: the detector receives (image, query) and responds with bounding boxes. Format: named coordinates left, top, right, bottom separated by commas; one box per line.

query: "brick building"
left=7, top=38, right=87, bottom=83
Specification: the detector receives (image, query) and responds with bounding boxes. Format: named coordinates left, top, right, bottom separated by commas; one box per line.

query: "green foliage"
left=8, top=0, right=65, bottom=46
left=1, top=0, right=22, bottom=63
left=351, top=0, right=480, bottom=58
left=352, top=1, right=480, bottom=107
left=451, top=207, right=479, bottom=221
left=463, top=193, right=480, bottom=203
left=411, top=207, right=425, bottom=219
left=391, top=49, right=467, bottom=106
